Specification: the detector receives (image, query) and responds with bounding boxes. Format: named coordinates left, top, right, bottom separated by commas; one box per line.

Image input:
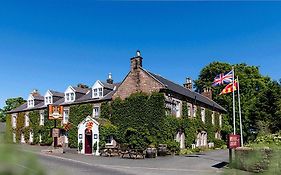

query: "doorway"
left=84, top=129, right=92, bottom=154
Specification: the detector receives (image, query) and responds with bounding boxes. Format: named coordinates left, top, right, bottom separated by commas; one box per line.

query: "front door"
left=84, top=129, right=92, bottom=154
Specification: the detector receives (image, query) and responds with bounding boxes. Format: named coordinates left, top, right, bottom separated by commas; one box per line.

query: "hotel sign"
left=227, top=134, right=241, bottom=149
left=48, top=105, right=63, bottom=120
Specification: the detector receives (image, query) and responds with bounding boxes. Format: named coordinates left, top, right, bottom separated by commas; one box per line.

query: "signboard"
left=52, top=128, right=60, bottom=138
left=86, top=121, right=94, bottom=131
left=228, top=134, right=241, bottom=149
left=48, top=105, right=63, bottom=120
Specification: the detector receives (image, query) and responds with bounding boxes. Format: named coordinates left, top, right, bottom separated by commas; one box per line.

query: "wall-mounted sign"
left=86, top=121, right=94, bottom=131
left=227, top=134, right=241, bottom=149
left=48, top=105, right=63, bottom=120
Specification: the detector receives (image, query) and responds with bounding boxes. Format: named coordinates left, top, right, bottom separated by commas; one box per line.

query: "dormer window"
left=45, top=96, right=52, bottom=105
left=93, top=88, right=103, bottom=98
left=65, top=92, right=75, bottom=102
left=27, top=100, right=34, bottom=108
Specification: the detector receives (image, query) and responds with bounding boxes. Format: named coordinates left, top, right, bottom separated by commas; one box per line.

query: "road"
left=35, top=149, right=228, bottom=175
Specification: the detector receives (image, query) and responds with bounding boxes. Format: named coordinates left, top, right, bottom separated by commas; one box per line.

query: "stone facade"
left=113, top=56, right=164, bottom=100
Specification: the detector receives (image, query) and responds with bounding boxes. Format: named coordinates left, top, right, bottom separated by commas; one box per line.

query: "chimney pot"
left=106, top=72, right=114, bottom=84
left=130, top=50, right=143, bottom=71
left=183, top=77, right=192, bottom=90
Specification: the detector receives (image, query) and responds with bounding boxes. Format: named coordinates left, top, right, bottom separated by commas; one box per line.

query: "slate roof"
left=143, top=68, right=226, bottom=112
left=72, top=87, right=90, bottom=94
left=8, top=101, right=45, bottom=113
left=33, top=95, right=44, bottom=101
left=49, top=90, right=64, bottom=97
left=100, top=82, right=119, bottom=90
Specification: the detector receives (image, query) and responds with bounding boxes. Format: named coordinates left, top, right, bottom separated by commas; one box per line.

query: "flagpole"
left=232, top=67, right=236, bottom=135
left=237, top=76, right=244, bottom=147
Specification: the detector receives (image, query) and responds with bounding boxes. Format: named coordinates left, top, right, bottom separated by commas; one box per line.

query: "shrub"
left=213, top=138, right=225, bottom=148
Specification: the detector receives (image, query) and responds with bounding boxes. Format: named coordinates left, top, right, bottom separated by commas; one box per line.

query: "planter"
left=146, top=148, right=157, bottom=158
left=158, top=144, right=167, bottom=156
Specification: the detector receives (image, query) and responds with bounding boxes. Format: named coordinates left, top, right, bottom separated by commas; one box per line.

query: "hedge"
left=5, top=114, right=13, bottom=143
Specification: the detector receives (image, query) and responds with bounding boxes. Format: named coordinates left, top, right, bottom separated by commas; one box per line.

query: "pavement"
left=16, top=144, right=230, bottom=175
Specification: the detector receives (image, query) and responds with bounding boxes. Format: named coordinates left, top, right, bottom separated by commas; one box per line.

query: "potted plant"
left=93, top=141, right=98, bottom=155
left=78, top=141, right=83, bottom=153
left=146, top=144, right=157, bottom=158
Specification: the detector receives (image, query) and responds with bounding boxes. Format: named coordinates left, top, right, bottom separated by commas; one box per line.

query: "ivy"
left=205, top=109, right=215, bottom=142
left=15, top=112, right=25, bottom=143
left=39, top=109, right=53, bottom=145
left=68, top=104, right=92, bottom=148
left=99, top=120, right=117, bottom=148
left=181, top=118, right=197, bottom=148
left=214, top=112, right=221, bottom=131
left=5, top=114, right=13, bottom=143
left=100, top=102, right=111, bottom=120
left=182, top=101, right=189, bottom=118
left=29, top=111, right=40, bottom=144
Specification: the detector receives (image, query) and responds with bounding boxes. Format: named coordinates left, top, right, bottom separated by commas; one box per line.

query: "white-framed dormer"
left=39, top=110, right=45, bottom=126
left=27, top=94, right=35, bottom=108
left=92, top=80, right=104, bottom=99
left=44, top=90, right=53, bottom=105
left=64, top=86, right=76, bottom=103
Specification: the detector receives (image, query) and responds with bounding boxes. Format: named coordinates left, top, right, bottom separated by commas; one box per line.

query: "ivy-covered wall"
left=5, top=114, right=13, bottom=143
left=68, top=104, right=93, bottom=148
left=39, top=109, right=54, bottom=145
left=15, top=112, right=25, bottom=142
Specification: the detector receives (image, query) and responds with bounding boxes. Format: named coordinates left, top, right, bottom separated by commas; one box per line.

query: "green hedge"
left=5, top=114, right=13, bottom=143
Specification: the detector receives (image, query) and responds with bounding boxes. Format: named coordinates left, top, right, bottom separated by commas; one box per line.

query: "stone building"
left=8, top=51, right=226, bottom=149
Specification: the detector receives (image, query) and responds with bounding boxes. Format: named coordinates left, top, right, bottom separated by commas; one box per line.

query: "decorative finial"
left=136, top=50, right=141, bottom=57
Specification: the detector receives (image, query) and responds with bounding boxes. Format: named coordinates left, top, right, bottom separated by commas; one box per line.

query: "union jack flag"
left=212, top=70, right=234, bottom=87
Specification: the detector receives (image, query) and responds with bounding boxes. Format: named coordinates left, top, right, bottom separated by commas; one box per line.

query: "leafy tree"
left=194, top=62, right=274, bottom=142
left=0, top=97, right=26, bottom=122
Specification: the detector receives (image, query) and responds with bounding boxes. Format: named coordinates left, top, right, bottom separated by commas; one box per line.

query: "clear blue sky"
left=1, top=1, right=281, bottom=108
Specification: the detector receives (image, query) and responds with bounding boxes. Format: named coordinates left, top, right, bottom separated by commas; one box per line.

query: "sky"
left=1, top=0, right=281, bottom=108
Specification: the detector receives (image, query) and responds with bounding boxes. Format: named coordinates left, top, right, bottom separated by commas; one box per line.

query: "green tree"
left=194, top=62, right=273, bottom=142
left=0, top=97, right=26, bottom=122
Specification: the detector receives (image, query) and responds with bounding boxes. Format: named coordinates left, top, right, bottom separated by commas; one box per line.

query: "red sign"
left=86, top=121, right=94, bottom=130
left=228, top=134, right=241, bottom=149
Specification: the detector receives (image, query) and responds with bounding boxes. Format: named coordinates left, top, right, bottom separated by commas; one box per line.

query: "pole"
left=237, top=76, right=244, bottom=147
left=232, top=67, right=236, bottom=134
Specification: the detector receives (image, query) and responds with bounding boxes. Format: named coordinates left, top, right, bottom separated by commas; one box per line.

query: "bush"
left=213, top=139, right=225, bottom=148
left=165, top=140, right=180, bottom=154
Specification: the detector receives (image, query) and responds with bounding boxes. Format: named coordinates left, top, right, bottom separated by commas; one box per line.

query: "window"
left=12, top=115, right=17, bottom=128
left=25, top=114, right=29, bottom=127
left=28, top=100, right=34, bottom=108
left=201, top=108, right=205, bottom=123
left=98, top=88, right=103, bottom=97
left=93, top=89, right=98, bottom=97
left=45, top=97, right=48, bottom=104
left=106, top=136, right=113, bottom=145
left=70, top=93, right=74, bottom=101
left=63, top=109, right=69, bottom=123
left=93, top=107, right=99, bottom=118
left=188, top=104, right=191, bottom=117
left=193, top=105, right=197, bottom=117
left=39, top=111, right=44, bottom=126
left=66, top=93, right=70, bottom=101
left=48, top=96, right=52, bottom=104
left=212, top=112, right=215, bottom=125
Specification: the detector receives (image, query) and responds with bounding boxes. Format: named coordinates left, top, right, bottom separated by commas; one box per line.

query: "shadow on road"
left=212, top=162, right=228, bottom=169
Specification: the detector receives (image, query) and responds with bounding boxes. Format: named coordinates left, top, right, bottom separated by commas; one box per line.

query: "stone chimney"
left=106, top=72, right=113, bottom=84
left=130, top=50, right=143, bottom=71
left=31, top=89, right=40, bottom=96
left=201, top=87, right=212, bottom=100
left=183, top=77, right=192, bottom=90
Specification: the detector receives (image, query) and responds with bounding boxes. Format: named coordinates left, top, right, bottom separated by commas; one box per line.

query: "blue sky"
left=1, top=1, right=281, bottom=108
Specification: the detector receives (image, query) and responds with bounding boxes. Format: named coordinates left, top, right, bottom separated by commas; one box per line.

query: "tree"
left=0, top=97, right=26, bottom=122
left=194, top=62, right=274, bottom=142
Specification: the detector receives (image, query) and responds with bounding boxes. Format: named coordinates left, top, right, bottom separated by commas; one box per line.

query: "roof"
left=143, top=68, right=226, bottom=112
left=72, top=86, right=90, bottom=94
left=8, top=101, right=45, bottom=113
left=49, top=90, right=64, bottom=97
left=33, top=95, right=44, bottom=101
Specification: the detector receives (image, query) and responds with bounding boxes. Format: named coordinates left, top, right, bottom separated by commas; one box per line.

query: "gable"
left=78, top=116, right=99, bottom=128
left=44, top=90, right=52, bottom=97
left=113, top=69, right=164, bottom=100
left=65, top=86, right=75, bottom=94
left=92, top=80, right=103, bottom=90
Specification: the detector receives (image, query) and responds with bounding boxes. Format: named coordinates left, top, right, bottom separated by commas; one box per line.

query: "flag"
left=212, top=70, right=234, bottom=87
left=219, top=80, right=238, bottom=95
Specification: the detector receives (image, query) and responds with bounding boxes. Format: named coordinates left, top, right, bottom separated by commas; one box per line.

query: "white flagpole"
left=237, top=76, right=244, bottom=147
left=232, top=67, right=236, bottom=134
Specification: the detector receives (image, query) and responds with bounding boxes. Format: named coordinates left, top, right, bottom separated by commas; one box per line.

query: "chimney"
left=106, top=72, right=113, bottom=84
left=183, top=77, right=192, bottom=90
left=201, top=87, right=212, bottom=100
left=130, top=50, right=143, bottom=71
left=31, top=89, right=40, bottom=96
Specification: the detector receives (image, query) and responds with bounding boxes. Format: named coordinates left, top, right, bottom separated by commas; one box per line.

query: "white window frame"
left=25, top=113, right=29, bottom=127
left=39, top=110, right=44, bottom=126
left=63, top=108, right=69, bottom=124
left=105, top=135, right=114, bottom=145
left=98, top=88, right=103, bottom=97
left=201, top=107, right=205, bottom=123
left=12, top=114, right=17, bottom=128
left=93, top=107, right=100, bottom=118
left=212, top=111, right=215, bottom=125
